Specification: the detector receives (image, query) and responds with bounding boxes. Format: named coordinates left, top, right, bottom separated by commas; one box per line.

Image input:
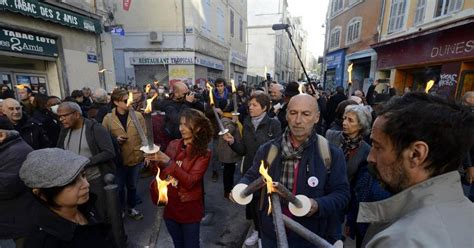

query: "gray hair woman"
left=326, top=104, right=372, bottom=181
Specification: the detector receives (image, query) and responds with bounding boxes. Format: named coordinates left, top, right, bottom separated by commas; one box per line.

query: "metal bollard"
left=104, top=173, right=127, bottom=248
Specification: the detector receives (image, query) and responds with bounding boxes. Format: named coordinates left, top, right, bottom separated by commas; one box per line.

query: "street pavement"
left=122, top=165, right=356, bottom=248
left=123, top=165, right=250, bottom=248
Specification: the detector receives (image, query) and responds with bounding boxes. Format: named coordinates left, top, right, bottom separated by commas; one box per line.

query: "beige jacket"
left=103, top=109, right=146, bottom=166
left=358, top=171, right=473, bottom=248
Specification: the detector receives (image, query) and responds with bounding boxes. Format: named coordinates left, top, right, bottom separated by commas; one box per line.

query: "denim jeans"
left=164, top=219, right=200, bottom=248
left=116, top=162, right=142, bottom=209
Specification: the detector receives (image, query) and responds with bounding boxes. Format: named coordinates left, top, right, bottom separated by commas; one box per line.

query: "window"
left=435, top=0, right=463, bottom=17
left=346, top=17, right=362, bottom=44
left=239, top=18, right=243, bottom=42
left=414, top=0, right=426, bottom=25
left=329, top=27, right=341, bottom=50
left=230, top=10, right=234, bottom=38
left=331, top=0, right=344, bottom=15
left=388, top=0, right=407, bottom=33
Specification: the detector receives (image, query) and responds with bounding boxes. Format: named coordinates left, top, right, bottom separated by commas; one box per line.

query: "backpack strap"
left=317, top=134, right=332, bottom=172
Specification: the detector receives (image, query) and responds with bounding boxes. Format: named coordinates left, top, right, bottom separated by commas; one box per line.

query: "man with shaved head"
left=161, top=81, right=204, bottom=140
left=237, top=94, right=350, bottom=247
left=2, top=98, right=50, bottom=149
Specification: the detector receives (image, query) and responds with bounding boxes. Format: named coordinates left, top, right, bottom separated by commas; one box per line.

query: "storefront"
left=0, top=26, right=59, bottom=96
left=125, top=51, right=225, bottom=89
left=373, top=19, right=474, bottom=100
left=0, top=0, right=114, bottom=98
left=344, top=48, right=377, bottom=94
left=324, top=49, right=345, bottom=90
left=230, top=50, right=247, bottom=84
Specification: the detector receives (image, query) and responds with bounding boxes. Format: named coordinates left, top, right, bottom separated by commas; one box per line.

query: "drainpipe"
left=181, top=0, right=186, bottom=49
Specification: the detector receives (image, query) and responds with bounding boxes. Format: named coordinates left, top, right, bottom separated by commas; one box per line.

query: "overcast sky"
left=287, top=0, right=329, bottom=58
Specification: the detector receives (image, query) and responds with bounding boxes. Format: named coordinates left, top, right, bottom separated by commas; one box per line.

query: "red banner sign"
left=123, top=0, right=132, bottom=11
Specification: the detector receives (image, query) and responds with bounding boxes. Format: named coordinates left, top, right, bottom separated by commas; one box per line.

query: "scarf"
left=341, top=133, right=362, bottom=161
left=280, top=127, right=318, bottom=191
left=251, top=112, right=266, bottom=131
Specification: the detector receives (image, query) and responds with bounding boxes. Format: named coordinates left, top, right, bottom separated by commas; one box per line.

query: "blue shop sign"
left=326, top=49, right=345, bottom=69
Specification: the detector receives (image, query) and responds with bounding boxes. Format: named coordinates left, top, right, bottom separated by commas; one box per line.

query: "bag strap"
left=317, top=134, right=332, bottom=172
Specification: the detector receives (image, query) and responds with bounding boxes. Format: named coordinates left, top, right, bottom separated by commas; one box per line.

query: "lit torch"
left=231, top=79, right=240, bottom=116
left=155, top=168, right=171, bottom=206
left=298, top=83, right=304, bottom=94
left=264, top=66, right=269, bottom=94
left=425, top=80, right=435, bottom=93
left=259, top=160, right=274, bottom=215
left=347, top=63, right=353, bottom=84
left=207, top=82, right=229, bottom=135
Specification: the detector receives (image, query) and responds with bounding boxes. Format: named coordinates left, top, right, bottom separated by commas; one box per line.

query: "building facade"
left=324, top=0, right=383, bottom=92
left=109, top=0, right=247, bottom=89
left=373, top=0, right=474, bottom=99
left=247, top=0, right=306, bottom=85
left=0, top=0, right=116, bottom=97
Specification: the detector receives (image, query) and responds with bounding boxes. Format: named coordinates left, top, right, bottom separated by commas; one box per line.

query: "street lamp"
left=272, top=23, right=316, bottom=94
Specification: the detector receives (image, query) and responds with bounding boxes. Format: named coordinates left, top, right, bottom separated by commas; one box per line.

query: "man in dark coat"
left=236, top=94, right=350, bottom=246
left=325, top=86, right=347, bottom=129
left=2, top=98, right=50, bottom=149
left=56, top=101, right=116, bottom=221
left=0, top=117, right=35, bottom=246
left=161, top=82, right=204, bottom=140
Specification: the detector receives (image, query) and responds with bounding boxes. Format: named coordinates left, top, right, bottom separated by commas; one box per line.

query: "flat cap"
left=19, top=148, right=90, bottom=188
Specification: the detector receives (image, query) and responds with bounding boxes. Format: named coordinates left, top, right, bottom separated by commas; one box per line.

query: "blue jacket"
left=239, top=134, right=350, bottom=246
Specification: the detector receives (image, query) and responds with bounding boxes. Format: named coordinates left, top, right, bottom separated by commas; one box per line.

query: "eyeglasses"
left=58, top=111, right=76, bottom=119
left=7, top=106, right=22, bottom=111
left=121, top=99, right=128, bottom=104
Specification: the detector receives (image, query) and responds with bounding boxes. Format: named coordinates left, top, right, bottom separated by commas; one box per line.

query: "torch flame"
left=259, top=160, right=274, bottom=215
left=145, top=83, right=152, bottom=94
left=207, top=82, right=215, bottom=106
left=231, top=79, right=236, bottom=93
left=127, top=92, right=134, bottom=108
left=298, top=84, right=304, bottom=94
left=155, top=168, right=172, bottom=205
left=144, top=94, right=157, bottom=114
left=425, top=80, right=435, bottom=93
left=347, top=63, right=353, bottom=84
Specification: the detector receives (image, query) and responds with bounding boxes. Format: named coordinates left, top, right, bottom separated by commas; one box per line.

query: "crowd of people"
left=0, top=79, right=473, bottom=248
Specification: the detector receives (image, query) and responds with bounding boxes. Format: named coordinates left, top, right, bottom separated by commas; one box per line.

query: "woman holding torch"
left=147, top=108, right=213, bottom=248
left=222, top=92, right=281, bottom=246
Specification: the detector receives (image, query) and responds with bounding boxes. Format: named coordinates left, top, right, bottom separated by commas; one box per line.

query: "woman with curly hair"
left=147, top=108, right=213, bottom=248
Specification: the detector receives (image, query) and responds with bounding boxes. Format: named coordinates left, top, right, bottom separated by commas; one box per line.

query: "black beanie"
left=0, top=116, right=14, bottom=130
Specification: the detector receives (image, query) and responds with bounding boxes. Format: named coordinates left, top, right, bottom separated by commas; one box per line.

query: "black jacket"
left=13, top=116, right=51, bottom=150
left=57, top=118, right=116, bottom=175
left=325, top=92, right=347, bottom=128
left=24, top=201, right=113, bottom=248
left=229, top=114, right=282, bottom=173
left=0, top=132, right=35, bottom=239
left=161, top=99, right=204, bottom=140
left=32, top=109, right=60, bottom=146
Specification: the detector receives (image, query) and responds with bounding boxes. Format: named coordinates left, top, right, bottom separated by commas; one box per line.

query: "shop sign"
left=325, top=49, right=345, bottom=69
left=0, top=26, right=58, bottom=57
left=230, top=50, right=247, bottom=67
left=195, top=55, right=224, bottom=70
left=0, top=0, right=102, bottom=33
left=130, top=56, right=194, bottom=65
left=374, top=23, right=474, bottom=69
